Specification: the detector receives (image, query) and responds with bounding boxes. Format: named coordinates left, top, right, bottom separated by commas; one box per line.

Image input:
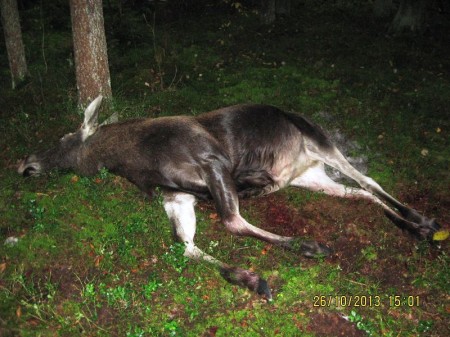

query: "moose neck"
left=77, top=120, right=149, bottom=181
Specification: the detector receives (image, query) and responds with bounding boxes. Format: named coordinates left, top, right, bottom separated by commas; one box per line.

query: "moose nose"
left=22, top=166, right=36, bottom=177
left=17, top=155, right=40, bottom=176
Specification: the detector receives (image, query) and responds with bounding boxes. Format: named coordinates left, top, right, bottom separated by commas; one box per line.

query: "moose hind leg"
left=162, top=191, right=272, bottom=299
left=204, top=163, right=331, bottom=258
left=290, top=162, right=388, bottom=206
left=307, top=147, right=441, bottom=240
left=235, top=169, right=280, bottom=198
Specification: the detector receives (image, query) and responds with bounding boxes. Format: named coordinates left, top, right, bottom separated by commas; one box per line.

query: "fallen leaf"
left=389, top=309, right=401, bottom=319
left=433, top=230, right=449, bottom=241
left=27, top=318, right=40, bottom=326
left=207, top=326, right=218, bottom=336
left=261, top=244, right=272, bottom=255
left=16, top=306, right=21, bottom=318
left=0, top=262, right=6, bottom=273
left=94, top=255, right=103, bottom=267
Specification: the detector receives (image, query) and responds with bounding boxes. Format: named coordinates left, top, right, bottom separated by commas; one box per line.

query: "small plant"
left=81, top=282, right=98, bottom=306
left=126, top=216, right=149, bottom=235
left=164, top=320, right=181, bottom=336
left=417, top=320, right=433, bottom=333
left=98, top=282, right=132, bottom=309
left=361, top=246, right=378, bottom=261
left=83, top=283, right=95, bottom=298
left=208, top=240, right=219, bottom=253
left=347, top=310, right=377, bottom=337
left=78, top=176, right=93, bottom=187
left=163, top=243, right=189, bottom=273
left=29, top=199, right=45, bottom=231
left=99, top=167, right=110, bottom=180
left=126, top=325, right=146, bottom=337
left=143, top=273, right=162, bottom=299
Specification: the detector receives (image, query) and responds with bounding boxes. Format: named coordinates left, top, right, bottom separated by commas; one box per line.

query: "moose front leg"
left=223, top=214, right=332, bottom=258
left=162, top=191, right=272, bottom=299
left=205, top=163, right=331, bottom=258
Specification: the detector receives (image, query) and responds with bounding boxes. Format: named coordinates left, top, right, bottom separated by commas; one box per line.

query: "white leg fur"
left=307, top=148, right=403, bottom=205
left=163, top=191, right=274, bottom=298
left=163, top=191, right=221, bottom=265
left=290, top=162, right=390, bottom=209
left=297, top=147, right=441, bottom=240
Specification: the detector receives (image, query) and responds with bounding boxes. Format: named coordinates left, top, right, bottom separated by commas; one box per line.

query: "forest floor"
left=0, top=2, right=449, bottom=336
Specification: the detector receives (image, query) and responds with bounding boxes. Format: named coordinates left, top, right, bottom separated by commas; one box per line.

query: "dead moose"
left=18, top=95, right=441, bottom=299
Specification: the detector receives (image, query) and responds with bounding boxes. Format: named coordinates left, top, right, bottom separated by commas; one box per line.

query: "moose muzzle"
left=17, top=155, right=41, bottom=177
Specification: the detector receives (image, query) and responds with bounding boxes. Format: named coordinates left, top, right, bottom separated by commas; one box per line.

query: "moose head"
left=18, top=96, right=103, bottom=177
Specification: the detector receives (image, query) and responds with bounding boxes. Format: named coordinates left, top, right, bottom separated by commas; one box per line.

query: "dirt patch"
left=307, top=312, right=366, bottom=337
left=200, top=185, right=448, bottom=294
left=238, top=189, right=449, bottom=333
left=21, top=264, right=80, bottom=302
left=241, top=191, right=382, bottom=255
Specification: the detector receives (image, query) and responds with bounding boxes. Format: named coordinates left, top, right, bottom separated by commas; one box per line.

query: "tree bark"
left=70, top=0, right=112, bottom=107
left=0, top=0, right=28, bottom=89
left=390, top=0, right=427, bottom=34
left=261, top=0, right=291, bottom=24
left=261, top=0, right=276, bottom=25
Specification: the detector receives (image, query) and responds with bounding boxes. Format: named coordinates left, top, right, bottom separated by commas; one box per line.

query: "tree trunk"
left=261, top=0, right=276, bottom=25
left=70, top=0, right=112, bottom=107
left=261, top=0, right=291, bottom=24
left=390, top=0, right=427, bottom=34
left=0, top=0, right=28, bottom=89
left=373, top=0, right=394, bottom=18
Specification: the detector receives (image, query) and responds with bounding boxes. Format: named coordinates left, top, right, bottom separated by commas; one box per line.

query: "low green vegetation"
left=1, top=2, right=448, bottom=336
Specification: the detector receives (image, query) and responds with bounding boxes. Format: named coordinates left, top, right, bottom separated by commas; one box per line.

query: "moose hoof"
left=385, top=209, right=442, bottom=241
left=256, top=278, right=272, bottom=300
left=220, top=266, right=272, bottom=300
left=284, top=238, right=332, bottom=258
left=402, top=208, right=442, bottom=241
left=421, top=219, right=441, bottom=241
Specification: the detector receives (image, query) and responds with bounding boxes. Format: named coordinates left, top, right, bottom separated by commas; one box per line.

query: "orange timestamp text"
left=313, top=295, right=420, bottom=308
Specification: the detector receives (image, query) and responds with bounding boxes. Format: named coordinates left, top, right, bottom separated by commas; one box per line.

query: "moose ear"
left=81, top=95, right=103, bottom=141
